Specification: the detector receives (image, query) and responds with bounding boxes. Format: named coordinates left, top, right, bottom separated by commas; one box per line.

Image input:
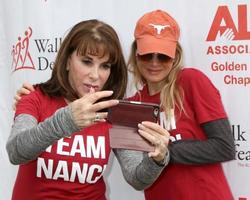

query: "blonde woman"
left=115, top=10, right=235, bottom=200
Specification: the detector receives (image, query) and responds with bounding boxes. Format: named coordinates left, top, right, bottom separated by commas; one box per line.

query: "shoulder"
left=126, top=90, right=142, bottom=101
left=15, top=87, right=49, bottom=118
left=178, top=67, right=209, bottom=81
left=18, top=87, right=48, bottom=105
left=126, top=85, right=148, bottom=101
left=178, top=67, right=217, bottom=90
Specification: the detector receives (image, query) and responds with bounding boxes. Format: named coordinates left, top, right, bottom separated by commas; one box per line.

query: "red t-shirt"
left=12, top=88, right=111, bottom=200
left=128, top=68, right=233, bottom=200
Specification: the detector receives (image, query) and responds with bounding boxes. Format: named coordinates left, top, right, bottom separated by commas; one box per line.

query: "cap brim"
left=136, top=37, right=177, bottom=58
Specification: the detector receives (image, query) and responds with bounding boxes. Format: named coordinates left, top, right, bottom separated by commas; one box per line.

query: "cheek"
left=101, top=69, right=111, bottom=82
left=165, top=62, right=174, bottom=73
left=68, top=67, right=86, bottom=87
left=136, top=61, right=144, bottom=71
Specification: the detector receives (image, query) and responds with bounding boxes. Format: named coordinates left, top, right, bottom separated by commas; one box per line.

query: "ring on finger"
left=94, top=113, right=101, bottom=122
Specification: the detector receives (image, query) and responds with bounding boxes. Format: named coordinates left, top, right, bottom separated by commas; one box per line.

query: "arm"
left=6, top=106, right=80, bottom=165
left=169, top=118, right=235, bottom=164
left=8, top=88, right=119, bottom=165
left=113, top=121, right=170, bottom=190
left=114, top=149, right=169, bottom=190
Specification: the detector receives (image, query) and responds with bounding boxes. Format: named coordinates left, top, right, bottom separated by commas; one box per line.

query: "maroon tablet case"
left=108, top=100, right=160, bottom=152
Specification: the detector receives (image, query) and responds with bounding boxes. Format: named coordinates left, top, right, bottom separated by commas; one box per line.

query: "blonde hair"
left=128, top=41, right=184, bottom=119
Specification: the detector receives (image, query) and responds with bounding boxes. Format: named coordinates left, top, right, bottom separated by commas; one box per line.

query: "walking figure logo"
left=11, top=27, right=35, bottom=72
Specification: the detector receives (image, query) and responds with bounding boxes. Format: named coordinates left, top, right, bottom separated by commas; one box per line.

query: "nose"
left=151, top=54, right=159, bottom=65
left=89, top=66, right=99, bottom=80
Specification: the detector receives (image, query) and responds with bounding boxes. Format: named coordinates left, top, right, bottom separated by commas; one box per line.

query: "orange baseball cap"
left=134, top=10, right=180, bottom=58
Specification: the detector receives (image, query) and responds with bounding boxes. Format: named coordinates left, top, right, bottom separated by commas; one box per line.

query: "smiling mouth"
left=147, top=68, right=162, bottom=73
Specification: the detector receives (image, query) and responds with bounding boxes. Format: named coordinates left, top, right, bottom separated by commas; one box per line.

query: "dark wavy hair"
left=37, top=19, right=127, bottom=101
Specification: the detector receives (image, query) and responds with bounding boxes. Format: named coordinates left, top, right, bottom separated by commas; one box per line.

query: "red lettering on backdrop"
left=238, top=5, right=250, bottom=39
left=11, top=27, right=35, bottom=72
left=206, top=5, right=250, bottom=41
left=206, top=5, right=237, bottom=41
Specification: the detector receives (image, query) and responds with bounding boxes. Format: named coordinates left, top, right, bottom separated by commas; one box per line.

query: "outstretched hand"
left=138, top=121, right=170, bottom=163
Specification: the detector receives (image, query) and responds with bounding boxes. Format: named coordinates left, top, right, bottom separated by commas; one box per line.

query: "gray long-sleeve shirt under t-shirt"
left=6, top=106, right=81, bottom=164
left=113, top=118, right=235, bottom=190
left=6, top=105, right=235, bottom=191
left=6, top=106, right=168, bottom=190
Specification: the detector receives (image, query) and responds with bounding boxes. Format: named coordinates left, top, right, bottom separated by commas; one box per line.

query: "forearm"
left=169, top=118, right=235, bottom=164
left=6, top=106, right=80, bottom=165
left=114, top=149, right=169, bottom=190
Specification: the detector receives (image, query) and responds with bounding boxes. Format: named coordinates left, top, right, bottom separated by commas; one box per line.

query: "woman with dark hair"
left=6, top=19, right=127, bottom=200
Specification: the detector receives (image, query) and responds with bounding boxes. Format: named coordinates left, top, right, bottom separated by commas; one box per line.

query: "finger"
left=225, top=30, right=234, bottom=40
left=223, top=28, right=230, bottom=37
left=17, top=88, right=32, bottom=96
left=138, top=123, right=159, bottom=138
left=138, top=129, right=158, bottom=145
left=85, top=90, right=113, bottom=103
left=91, top=99, right=119, bottom=112
left=139, top=123, right=170, bottom=147
left=228, top=32, right=235, bottom=40
left=141, top=121, right=169, bottom=136
left=223, top=28, right=231, bottom=37
left=14, top=94, right=21, bottom=101
left=23, top=82, right=35, bottom=91
left=89, top=87, right=95, bottom=94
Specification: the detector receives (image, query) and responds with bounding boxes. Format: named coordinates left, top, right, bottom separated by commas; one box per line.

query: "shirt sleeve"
left=6, top=92, right=80, bottom=165
left=181, top=69, right=227, bottom=123
left=170, top=118, right=235, bottom=164
left=14, top=89, right=41, bottom=120
left=169, top=69, right=235, bottom=164
left=113, top=149, right=169, bottom=190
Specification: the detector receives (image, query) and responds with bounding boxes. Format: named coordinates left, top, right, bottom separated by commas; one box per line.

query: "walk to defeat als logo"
left=206, top=4, right=250, bottom=86
left=11, top=27, right=35, bottom=72
left=11, top=27, right=62, bottom=73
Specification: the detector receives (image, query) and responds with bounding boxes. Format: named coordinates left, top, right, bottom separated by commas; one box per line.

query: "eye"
left=81, top=59, right=92, bottom=65
left=102, top=63, right=112, bottom=69
left=137, top=54, right=153, bottom=62
left=158, top=54, right=172, bottom=62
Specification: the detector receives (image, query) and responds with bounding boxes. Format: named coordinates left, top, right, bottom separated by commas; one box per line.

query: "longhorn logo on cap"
left=149, top=24, right=170, bottom=34
left=149, top=24, right=170, bottom=35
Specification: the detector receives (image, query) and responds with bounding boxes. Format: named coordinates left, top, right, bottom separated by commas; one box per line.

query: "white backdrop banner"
left=1, top=0, right=250, bottom=199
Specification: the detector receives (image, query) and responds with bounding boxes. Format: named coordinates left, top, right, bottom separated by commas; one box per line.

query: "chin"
left=148, top=78, right=164, bottom=83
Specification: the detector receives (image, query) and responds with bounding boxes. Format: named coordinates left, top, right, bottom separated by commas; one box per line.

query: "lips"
left=146, top=68, right=162, bottom=74
left=84, top=83, right=99, bottom=92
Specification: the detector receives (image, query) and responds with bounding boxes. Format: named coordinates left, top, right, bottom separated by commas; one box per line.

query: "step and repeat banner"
left=1, top=0, right=249, bottom=199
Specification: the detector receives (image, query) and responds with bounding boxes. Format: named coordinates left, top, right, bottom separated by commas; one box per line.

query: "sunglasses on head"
left=136, top=53, right=172, bottom=63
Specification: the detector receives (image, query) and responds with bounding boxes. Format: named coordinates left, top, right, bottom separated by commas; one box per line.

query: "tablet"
left=108, top=100, right=160, bottom=152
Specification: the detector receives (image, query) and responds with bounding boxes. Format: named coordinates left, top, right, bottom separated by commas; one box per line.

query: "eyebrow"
left=81, top=55, right=111, bottom=65
left=81, top=55, right=93, bottom=60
